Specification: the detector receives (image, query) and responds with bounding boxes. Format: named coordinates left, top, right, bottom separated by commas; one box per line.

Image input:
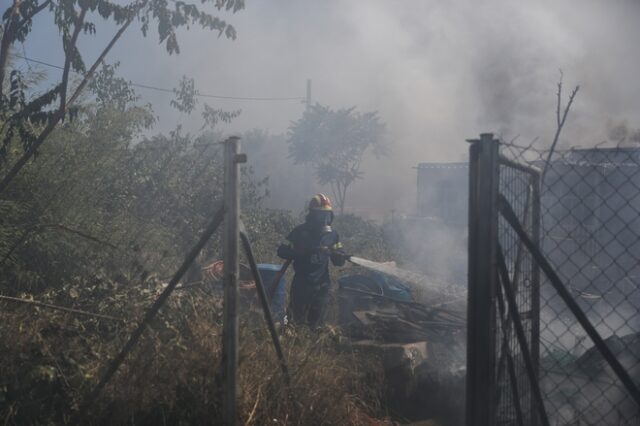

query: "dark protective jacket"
left=277, top=222, right=345, bottom=286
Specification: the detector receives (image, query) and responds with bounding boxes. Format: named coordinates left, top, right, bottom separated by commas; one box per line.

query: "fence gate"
left=467, top=133, right=640, bottom=426
left=467, top=133, right=542, bottom=426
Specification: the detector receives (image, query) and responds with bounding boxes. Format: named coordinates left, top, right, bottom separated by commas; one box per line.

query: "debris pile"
left=337, top=266, right=466, bottom=345
left=343, top=295, right=465, bottom=344
left=337, top=265, right=467, bottom=424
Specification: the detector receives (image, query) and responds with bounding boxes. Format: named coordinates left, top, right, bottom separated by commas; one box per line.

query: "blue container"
left=257, top=264, right=287, bottom=323
left=337, top=271, right=413, bottom=301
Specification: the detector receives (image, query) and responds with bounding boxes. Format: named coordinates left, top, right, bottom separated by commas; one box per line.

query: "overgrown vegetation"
left=0, top=284, right=386, bottom=425
left=0, top=53, right=394, bottom=424
left=0, top=0, right=244, bottom=193
left=0, top=2, right=403, bottom=420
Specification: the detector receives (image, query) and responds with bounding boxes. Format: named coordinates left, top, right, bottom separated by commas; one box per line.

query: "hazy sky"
left=21, top=0, right=640, bottom=215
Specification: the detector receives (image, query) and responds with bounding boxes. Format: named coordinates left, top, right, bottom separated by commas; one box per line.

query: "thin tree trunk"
left=340, top=181, right=348, bottom=215
left=329, top=181, right=339, bottom=211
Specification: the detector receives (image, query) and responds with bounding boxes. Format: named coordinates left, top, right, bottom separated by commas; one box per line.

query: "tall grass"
left=0, top=284, right=386, bottom=425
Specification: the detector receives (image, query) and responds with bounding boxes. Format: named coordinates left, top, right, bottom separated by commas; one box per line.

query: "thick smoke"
left=23, top=0, right=640, bottom=216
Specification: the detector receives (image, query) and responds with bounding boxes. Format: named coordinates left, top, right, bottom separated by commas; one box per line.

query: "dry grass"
left=0, top=285, right=387, bottom=426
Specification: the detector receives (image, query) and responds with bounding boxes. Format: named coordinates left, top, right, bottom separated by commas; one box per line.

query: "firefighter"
left=277, top=194, right=349, bottom=327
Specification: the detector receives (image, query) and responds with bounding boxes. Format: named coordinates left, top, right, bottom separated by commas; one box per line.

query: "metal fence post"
left=530, top=172, right=542, bottom=426
left=466, top=133, right=500, bottom=426
left=222, top=136, right=241, bottom=426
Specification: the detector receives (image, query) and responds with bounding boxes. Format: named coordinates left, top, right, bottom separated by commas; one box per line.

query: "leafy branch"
left=287, top=104, right=386, bottom=214
left=0, top=0, right=245, bottom=194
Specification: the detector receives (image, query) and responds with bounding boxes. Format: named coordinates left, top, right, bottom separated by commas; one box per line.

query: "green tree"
left=287, top=104, right=386, bottom=214
left=0, top=101, right=155, bottom=292
left=0, top=0, right=244, bottom=194
left=0, top=40, right=253, bottom=293
left=170, top=75, right=242, bottom=128
left=0, top=105, right=269, bottom=293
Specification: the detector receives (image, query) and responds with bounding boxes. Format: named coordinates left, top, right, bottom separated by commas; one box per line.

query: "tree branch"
left=0, top=7, right=139, bottom=194
left=0, top=0, right=21, bottom=104
left=66, top=4, right=140, bottom=107
left=340, top=181, right=348, bottom=215
left=1, top=222, right=117, bottom=266
left=59, top=5, right=87, bottom=114
left=329, top=180, right=339, bottom=210
left=42, top=223, right=118, bottom=248
left=0, top=294, right=127, bottom=323
left=0, top=0, right=52, bottom=103
left=14, top=0, right=51, bottom=33
left=556, top=70, right=562, bottom=128
left=542, top=72, right=580, bottom=182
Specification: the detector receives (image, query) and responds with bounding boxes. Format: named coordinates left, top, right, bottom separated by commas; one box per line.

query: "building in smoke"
left=416, top=148, right=640, bottom=303
left=418, top=147, right=640, bottom=425
left=540, top=147, right=640, bottom=346
left=416, top=162, right=468, bottom=226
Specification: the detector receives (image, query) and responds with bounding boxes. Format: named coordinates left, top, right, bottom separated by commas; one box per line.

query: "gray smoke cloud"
left=23, top=0, right=640, bottom=217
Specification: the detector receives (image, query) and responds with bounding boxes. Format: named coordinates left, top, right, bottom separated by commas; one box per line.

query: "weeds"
left=0, top=283, right=386, bottom=425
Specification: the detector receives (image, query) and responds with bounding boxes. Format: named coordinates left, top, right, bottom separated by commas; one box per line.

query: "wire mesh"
left=0, top=131, right=228, bottom=307
left=500, top=141, right=640, bottom=426
left=496, top=156, right=539, bottom=426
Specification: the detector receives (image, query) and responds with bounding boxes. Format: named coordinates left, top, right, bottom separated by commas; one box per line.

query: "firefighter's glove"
left=329, top=243, right=349, bottom=266
left=277, top=244, right=297, bottom=260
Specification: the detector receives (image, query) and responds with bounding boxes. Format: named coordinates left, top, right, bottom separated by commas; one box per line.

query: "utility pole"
left=222, top=136, right=244, bottom=426
left=305, top=78, right=312, bottom=111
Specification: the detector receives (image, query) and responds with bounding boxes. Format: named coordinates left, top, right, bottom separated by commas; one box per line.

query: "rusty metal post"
left=466, top=133, right=499, bottom=426
left=222, top=136, right=243, bottom=426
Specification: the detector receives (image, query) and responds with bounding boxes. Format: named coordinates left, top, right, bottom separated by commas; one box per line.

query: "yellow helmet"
left=308, top=193, right=333, bottom=211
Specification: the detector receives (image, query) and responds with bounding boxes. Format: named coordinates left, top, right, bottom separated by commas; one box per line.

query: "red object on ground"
left=203, top=260, right=256, bottom=289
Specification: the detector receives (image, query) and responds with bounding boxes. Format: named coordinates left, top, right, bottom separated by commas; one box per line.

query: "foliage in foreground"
left=0, top=90, right=393, bottom=424
left=0, top=284, right=385, bottom=425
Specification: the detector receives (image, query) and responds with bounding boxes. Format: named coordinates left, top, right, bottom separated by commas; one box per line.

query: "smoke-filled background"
left=4, top=1, right=640, bottom=424
left=21, top=0, right=640, bottom=217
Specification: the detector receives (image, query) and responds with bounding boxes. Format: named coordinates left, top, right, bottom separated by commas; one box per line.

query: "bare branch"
left=542, top=72, right=580, bottom=182
left=329, top=181, right=339, bottom=211
left=340, top=182, right=348, bottom=215
left=556, top=69, right=563, bottom=127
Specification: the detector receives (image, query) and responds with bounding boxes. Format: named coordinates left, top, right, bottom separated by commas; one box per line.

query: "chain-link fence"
left=496, top=153, right=541, bottom=426
left=499, top=140, right=640, bottom=426
left=0, top=119, right=300, bottom=423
